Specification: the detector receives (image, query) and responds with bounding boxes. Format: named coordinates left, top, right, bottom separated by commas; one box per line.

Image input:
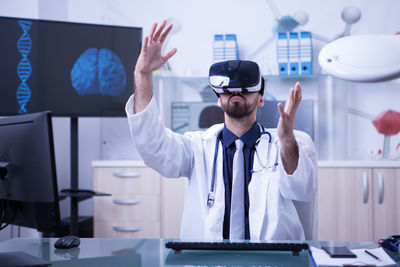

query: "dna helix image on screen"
left=0, top=16, right=142, bottom=116
left=70, top=48, right=127, bottom=96
left=16, top=20, right=32, bottom=114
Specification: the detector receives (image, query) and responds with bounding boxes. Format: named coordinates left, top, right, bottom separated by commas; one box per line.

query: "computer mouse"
left=54, top=235, right=81, bottom=249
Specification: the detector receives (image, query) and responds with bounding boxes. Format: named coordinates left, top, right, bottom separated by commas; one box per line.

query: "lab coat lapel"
left=248, top=135, right=271, bottom=240
left=204, top=139, right=225, bottom=240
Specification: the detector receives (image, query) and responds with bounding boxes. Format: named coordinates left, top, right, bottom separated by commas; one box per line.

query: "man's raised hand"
left=135, top=20, right=177, bottom=74
left=277, top=81, right=302, bottom=141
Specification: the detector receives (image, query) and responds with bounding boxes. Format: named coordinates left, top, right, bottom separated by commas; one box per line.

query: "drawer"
left=94, top=220, right=160, bottom=238
left=94, top=167, right=160, bottom=194
left=94, top=194, right=160, bottom=221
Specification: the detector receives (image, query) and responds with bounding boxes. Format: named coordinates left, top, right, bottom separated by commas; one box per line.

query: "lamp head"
left=341, top=7, right=361, bottom=24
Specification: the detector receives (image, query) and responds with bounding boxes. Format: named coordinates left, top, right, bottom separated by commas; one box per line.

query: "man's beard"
left=221, top=95, right=258, bottom=119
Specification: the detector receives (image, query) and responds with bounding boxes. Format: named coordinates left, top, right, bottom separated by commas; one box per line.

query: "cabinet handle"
left=363, top=172, right=368, bottom=204
left=378, top=172, right=384, bottom=204
left=112, top=172, right=140, bottom=178
left=112, top=226, right=141, bottom=232
left=113, top=199, right=141, bottom=205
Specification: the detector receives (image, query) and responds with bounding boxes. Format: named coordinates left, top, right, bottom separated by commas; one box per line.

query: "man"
left=126, top=20, right=317, bottom=241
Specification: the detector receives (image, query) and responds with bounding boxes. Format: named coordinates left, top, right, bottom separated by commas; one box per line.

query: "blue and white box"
left=299, top=31, right=313, bottom=75
left=213, top=34, right=225, bottom=62
left=224, top=34, right=239, bottom=60
left=213, top=34, right=239, bottom=62
left=288, top=32, right=300, bottom=75
left=276, top=32, right=289, bottom=75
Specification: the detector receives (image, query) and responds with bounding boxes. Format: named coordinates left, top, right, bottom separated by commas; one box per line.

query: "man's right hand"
left=135, top=20, right=177, bottom=74
left=134, top=20, right=177, bottom=113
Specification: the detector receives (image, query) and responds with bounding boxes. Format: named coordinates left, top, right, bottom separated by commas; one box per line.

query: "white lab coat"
left=126, top=95, right=317, bottom=241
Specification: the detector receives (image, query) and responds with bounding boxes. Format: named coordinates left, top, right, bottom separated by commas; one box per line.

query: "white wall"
left=64, top=0, right=400, bottom=76
left=98, top=0, right=400, bottom=160
left=1, top=0, right=400, bottom=241
left=64, top=0, right=400, bottom=160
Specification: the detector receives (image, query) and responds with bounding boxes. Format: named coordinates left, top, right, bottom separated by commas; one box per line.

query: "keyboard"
left=165, top=241, right=309, bottom=256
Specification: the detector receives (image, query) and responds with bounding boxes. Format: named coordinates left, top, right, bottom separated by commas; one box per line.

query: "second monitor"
left=0, top=111, right=60, bottom=233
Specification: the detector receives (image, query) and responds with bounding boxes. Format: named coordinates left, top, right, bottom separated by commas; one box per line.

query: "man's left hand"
left=277, top=81, right=302, bottom=141
left=277, top=82, right=302, bottom=174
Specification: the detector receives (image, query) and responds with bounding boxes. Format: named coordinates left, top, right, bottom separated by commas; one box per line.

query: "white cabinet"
left=371, top=168, right=400, bottom=240
left=93, top=161, right=400, bottom=241
left=93, top=161, right=185, bottom=238
left=93, top=165, right=161, bottom=238
left=318, top=164, right=400, bottom=242
left=318, top=167, right=373, bottom=241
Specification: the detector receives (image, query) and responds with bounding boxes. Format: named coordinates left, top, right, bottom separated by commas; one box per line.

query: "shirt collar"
left=221, top=122, right=260, bottom=148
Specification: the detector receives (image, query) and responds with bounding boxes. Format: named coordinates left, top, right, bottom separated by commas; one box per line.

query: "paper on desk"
left=310, top=246, right=397, bottom=267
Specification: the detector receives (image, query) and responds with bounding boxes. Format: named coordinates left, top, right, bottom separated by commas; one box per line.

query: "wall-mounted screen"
left=0, top=16, right=142, bottom=116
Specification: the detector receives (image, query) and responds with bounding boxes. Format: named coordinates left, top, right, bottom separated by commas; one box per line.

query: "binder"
left=299, top=31, right=313, bottom=75
left=277, top=32, right=289, bottom=75
left=213, top=34, right=239, bottom=62
left=224, top=34, right=239, bottom=60
left=213, top=34, right=225, bottom=62
left=288, top=32, right=300, bottom=75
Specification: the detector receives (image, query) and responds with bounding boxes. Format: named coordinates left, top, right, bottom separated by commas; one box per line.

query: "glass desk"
left=0, top=238, right=384, bottom=267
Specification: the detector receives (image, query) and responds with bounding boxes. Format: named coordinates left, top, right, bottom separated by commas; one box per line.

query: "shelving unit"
left=152, top=73, right=345, bottom=160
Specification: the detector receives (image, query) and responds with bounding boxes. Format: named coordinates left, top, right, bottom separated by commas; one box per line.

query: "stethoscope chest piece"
left=207, top=192, right=215, bottom=207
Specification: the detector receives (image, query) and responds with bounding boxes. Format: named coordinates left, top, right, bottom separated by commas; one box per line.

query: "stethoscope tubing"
left=207, top=123, right=275, bottom=207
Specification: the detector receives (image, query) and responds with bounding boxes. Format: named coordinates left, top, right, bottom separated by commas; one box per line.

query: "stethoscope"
left=207, top=123, right=279, bottom=208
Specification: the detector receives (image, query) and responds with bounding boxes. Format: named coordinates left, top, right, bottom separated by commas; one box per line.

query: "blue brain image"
left=70, top=48, right=127, bottom=96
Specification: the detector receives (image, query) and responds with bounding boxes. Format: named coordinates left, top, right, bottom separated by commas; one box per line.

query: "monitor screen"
left=0, top=111, right=60, bottom=232
left=171, top=100, right=314, bottom=140
left=171, top=102, right=224, bottom=134
left=257, top=100, right=315, bottom=140
left=0, top=16, right=142, bottom=116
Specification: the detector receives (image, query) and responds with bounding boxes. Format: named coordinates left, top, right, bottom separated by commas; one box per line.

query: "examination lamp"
left=318, top=34, right=400, bottom=82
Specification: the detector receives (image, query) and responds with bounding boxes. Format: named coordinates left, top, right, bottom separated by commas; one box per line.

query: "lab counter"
left=93, top=160, right=400, bottom=168
left=318, top=160, right=400, bottom=168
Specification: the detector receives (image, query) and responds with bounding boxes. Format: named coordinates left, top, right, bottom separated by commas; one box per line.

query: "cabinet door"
left=372, top=168, right=400, bottom=241
left=93, top=167, right=161, bottom=238
left=160, top=177, right=185, bottom=238
left=318, top=168, right=373, bottom=241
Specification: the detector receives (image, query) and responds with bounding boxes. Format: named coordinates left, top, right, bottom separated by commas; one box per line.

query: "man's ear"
left=258, top=94, right=264, bottom=107
left=217, top=97, right=222, bottom=107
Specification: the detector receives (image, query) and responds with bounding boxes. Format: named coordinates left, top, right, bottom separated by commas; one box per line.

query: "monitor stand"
left=65, top=117, right=110, bottom=236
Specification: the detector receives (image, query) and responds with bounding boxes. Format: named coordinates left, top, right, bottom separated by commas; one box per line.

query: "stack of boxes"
left=213, top=34, right=239, bottom=62
left=276, top=31, right=312, bottom=76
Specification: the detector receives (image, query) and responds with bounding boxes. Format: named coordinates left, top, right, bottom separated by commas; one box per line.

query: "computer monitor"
left=0, top=16, right=142, bottom=117
left=257, top=100, right=315, bottom=140
left=0, top=111, right=60, bottom=233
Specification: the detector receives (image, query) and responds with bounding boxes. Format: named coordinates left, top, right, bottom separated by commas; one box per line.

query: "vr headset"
left=209, top=60, right=264, bottom=95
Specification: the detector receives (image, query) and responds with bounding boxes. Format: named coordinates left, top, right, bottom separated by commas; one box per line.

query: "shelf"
left=59, top=189, right=110, bottom=202
left=152, top=73, right=328, bottom=81
left=152, top=73, right=350, bottom=161
left=319, top=160, right=400, bottom=168
left=263, top=73, right=328, bottom=80
left=152, top=74, right=328, bottom=96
